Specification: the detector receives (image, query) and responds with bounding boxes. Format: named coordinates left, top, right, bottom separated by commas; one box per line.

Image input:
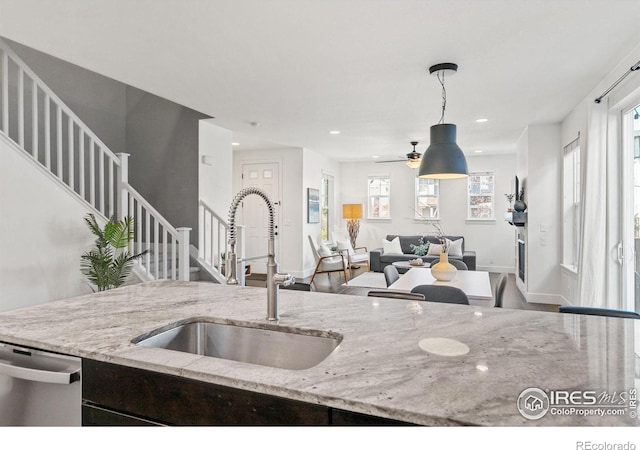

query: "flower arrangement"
left=430, top=221, right=450, bottom=253
left=413, top=207, right=449, bottom=253
left=410, top=237, right=429, bottom=256
left=505, top=193, right=515, bottom=210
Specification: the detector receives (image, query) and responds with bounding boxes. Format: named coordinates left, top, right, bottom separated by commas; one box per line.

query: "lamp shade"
left=342, top=204, right=363, bottom=219
left=418, top=124, right=469, bottom=179
left=406, top=158, right=421, bottom=169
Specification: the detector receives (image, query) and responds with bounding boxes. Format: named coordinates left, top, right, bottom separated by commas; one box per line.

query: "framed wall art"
left=307, top=188, right=320, bottom=223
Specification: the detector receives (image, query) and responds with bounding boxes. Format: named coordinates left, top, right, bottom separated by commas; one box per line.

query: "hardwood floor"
left=296, top=267, right=559, bottom=313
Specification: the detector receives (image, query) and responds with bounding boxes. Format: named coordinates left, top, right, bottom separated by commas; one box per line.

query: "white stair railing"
left=123, top=179, right=190, bottom=281
left=0, top=38, right=193, bottom=282
left=198, top=200, right=229, bottom=277
left=0, top=39, right=122, bottom=219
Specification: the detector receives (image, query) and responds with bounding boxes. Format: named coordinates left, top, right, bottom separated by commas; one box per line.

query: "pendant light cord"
left=437, top=70, right=447, bottom=124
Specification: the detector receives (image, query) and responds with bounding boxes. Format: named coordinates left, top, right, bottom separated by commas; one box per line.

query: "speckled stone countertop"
left=0, top=280, right=638, bottom=426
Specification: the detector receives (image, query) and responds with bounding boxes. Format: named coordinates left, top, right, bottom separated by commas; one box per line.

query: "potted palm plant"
left=80, top=213, right=147, bottom=292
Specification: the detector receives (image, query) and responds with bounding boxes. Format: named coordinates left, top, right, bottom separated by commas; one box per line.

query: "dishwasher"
left=0, top=342, right=81, bottom=426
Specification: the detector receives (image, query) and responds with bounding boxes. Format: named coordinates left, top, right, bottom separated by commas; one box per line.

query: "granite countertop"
left=0, top=280, right=638, bottom=426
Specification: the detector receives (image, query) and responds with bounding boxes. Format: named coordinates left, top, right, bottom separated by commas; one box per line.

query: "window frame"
left=320, top=175, right=331, bottom=242
left=467, top=171, right=495, bottom=220
left=562, top=137, right=581, bottom=270
left=367, top=175, right=391, bottom=220
left=415, top=177, right=440, bottom=220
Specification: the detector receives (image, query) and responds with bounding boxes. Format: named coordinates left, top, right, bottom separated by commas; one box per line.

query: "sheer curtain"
left=577, top=99, right=608, bottom=307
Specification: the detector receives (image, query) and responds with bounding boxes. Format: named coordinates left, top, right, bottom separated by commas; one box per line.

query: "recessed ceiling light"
left=476, top=364, right=489, bottom=372
left=329, top=130, right=341, bottom=135
left=476, top=118, right=488, bottom=123
left=232, top=142, right=240, bottom=146
left=372, top=155, right=380, bottom=159
left=474, top=150, right=483, bottom=153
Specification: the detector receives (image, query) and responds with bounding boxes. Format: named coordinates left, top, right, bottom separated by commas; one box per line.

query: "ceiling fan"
left=375, top=141, right=422, bottom=169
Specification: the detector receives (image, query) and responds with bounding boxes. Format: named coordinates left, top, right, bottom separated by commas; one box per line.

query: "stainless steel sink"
left=132, top=320, right=342, bottom=370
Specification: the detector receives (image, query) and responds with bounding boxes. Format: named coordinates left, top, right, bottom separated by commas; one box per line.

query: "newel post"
left=177, top=227, right=192, bottom=281
left=116, top=153, right=130, bottom=221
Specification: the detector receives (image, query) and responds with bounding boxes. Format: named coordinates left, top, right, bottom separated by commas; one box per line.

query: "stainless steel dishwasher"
left=0, top=342, right=81, bottom=426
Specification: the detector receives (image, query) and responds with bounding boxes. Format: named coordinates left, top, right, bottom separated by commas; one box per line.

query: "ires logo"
left=517, top=388, right=637, bottom=420
left=549, top=390, right=629, bottom=406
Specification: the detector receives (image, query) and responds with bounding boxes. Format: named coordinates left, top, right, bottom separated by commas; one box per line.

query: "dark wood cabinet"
left=82, top=359, right=414, bottom=426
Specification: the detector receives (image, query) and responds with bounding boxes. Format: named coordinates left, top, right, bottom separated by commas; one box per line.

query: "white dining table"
left=387, top=268, right=494, bottom=307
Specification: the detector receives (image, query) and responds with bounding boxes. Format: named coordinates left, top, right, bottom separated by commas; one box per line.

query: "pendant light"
left=418, top=63, right=469, bottom=179
left=406, top=141, right=421, bottom=169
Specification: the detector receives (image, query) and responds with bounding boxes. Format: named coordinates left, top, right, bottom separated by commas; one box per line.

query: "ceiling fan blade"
left=375, top=159, right=407, bottom=164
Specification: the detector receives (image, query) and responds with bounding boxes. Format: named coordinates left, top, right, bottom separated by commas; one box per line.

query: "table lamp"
left=342, top=204, right=363, bottom=249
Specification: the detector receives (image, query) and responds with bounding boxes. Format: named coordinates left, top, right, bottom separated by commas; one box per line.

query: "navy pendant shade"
left=418, top=123, right=469, bottom=179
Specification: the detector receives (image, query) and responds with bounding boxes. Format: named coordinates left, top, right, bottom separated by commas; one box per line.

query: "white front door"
left=241, top=162, right=280, bottom=274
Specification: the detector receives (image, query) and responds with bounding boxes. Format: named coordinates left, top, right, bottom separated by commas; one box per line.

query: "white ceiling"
left=0, top=0, right=639, bottom=162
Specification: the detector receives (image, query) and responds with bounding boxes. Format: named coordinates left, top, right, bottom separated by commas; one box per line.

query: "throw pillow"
left=427, top=242, right=444, bottom=256
left=382, top=237, right=402, bottom=254
left=427, top=238, right=463, bottom=257
left=336, top=240, right=355, bottom=256
left=448, top=238, right=463, bottom=257
left=317, top=244, right=332, bottom=257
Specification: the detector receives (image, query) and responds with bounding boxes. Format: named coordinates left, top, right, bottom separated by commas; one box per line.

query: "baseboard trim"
left=477, top=265, right=514, bottom=273
left=524, top=292, right=568, bottom=306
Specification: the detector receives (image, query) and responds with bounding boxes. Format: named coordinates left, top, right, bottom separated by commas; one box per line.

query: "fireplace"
left=517, top=239, right=525, bottom=283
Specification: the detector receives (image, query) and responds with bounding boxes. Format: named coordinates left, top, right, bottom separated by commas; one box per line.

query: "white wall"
left=199, top=120, right=233, bottom=219
left=0, top=137, right=95, bottom=311
left=340, top=153, right=517, bottom=272
left=232, top=146, right=343, bottom=278
left=233, top=148, right=304, bottom=277
left=302, top=148, right=342, bottom=277
left=516, top=124, right=564, bottom=305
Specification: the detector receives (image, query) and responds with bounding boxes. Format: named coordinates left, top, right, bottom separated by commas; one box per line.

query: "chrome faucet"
left=226, top=187, right=295, bottom=321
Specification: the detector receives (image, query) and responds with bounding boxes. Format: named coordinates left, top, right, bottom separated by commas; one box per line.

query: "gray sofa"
left=370, top=234, right=476, bottom=272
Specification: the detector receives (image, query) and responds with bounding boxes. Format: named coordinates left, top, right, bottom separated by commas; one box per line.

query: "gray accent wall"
left=125, top=87, right=209, bottom=243
left=7, top=38, right=127, bottom=154
left=7, top=38, right=211, bottom=244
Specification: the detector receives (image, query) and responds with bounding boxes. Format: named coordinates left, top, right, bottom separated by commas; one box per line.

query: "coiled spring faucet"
left=226, top=187, right=295, bottom=321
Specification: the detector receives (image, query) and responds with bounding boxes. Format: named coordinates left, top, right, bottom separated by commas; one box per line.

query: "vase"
left=431, top=252, right=457, bottom=281
left=513, top=199, right=526, bottom=212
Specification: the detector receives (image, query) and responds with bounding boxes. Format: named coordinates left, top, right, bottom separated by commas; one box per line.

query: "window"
left=467, top=172, right=494, bottom=219
left=368, top=176, right=391, bottom=219
left=562, top=137, right=580, bottom=269
left=320, top=175, right=333, bottom=242
left=415, top=177, right=439, bottom=219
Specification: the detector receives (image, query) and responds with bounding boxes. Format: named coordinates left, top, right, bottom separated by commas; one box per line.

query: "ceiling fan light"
left=418, top=124, right=469, bottom=179
left=406, top=158, right=421, bottom=169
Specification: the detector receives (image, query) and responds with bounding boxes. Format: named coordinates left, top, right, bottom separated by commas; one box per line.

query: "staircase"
left=0, top=38, right=227, bottom=285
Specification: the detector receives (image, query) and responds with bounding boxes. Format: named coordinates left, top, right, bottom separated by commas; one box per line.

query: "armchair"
left=336, top=239, right=370, bottom=278
left=308, top=236, right=349, bottom=286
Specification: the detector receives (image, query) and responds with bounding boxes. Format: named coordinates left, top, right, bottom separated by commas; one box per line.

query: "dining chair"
left=428, top=259, right=468, bottom=270
left=493, top=273, right=508, bottom=308
left=410, top=285, right=470, bottom=305
left=383, top=265, right=400, bottom=287
left=367, top=290, right=426, bottom=301
left=558, top=306, right=640, bottom=319
left=450, top=259, right=468, bottom=270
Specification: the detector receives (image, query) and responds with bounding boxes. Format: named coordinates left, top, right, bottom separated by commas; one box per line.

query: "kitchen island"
left=0, top=280, right=637, bottom=426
